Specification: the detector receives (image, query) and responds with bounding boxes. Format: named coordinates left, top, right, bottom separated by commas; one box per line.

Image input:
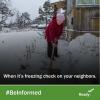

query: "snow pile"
left=68, top=33, right=99, bottom=72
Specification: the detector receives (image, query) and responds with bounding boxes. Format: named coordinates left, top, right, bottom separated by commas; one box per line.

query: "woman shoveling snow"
left=45, top=12, right=65, bottom=60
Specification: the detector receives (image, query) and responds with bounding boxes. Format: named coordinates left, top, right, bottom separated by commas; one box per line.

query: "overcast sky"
left=10, top=0, right=60, bottom=19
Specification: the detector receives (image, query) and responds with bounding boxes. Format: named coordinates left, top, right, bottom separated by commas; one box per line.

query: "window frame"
left=76, top=0, right=99, bottom=5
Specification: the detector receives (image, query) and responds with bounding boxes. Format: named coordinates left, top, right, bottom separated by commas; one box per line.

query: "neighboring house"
left=66, top=0, right=99, bottom=34
left=51, top=0, right=66, bottom=10
left=50, top=0, right=67, bottom=27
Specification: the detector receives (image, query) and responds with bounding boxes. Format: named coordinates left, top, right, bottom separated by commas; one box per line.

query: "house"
left=50, top=0, right=66, bottom=10
left=66, top=0, right=99, bottom=36
left=50, top=0, right=67, bottom=26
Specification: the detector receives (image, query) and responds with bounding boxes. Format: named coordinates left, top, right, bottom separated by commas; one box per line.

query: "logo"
left=79, top=88, right=94, bottom=97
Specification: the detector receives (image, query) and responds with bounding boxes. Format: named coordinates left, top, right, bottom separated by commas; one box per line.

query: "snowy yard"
left=0, top=30, right=99, bottom=83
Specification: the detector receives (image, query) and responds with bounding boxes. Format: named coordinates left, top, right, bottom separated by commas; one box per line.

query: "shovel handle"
left=48, top=44, right=55, bottom=69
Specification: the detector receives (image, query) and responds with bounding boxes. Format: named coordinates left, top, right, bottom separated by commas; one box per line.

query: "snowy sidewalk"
left=0, top=31, right=99, bottom=76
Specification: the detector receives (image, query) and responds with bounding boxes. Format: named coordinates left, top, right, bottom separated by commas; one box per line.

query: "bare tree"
left=0, top=0, right=13, bottom=30
left=39, top=0, right=53, bottom=26
left=16, top=12, right=31, bottom=29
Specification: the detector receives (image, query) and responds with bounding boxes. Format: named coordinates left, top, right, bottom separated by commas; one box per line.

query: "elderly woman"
left=45, top=13, right=65, bottom=60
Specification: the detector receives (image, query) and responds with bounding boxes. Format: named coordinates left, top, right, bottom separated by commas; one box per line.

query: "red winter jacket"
left=45, top=16, right=64, bottom=42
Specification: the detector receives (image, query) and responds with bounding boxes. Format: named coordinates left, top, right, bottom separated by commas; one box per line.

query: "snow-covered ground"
left=67, top=33, right=99, bottom=74
left=0, top=30, right=99, bottom=77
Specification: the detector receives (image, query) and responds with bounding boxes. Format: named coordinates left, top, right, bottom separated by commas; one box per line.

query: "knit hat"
left=56, top=13, right=65, bottom=25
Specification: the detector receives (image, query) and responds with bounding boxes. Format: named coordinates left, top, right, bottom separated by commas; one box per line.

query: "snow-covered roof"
left=57, top=8, right=65, bottom=13
left=50, top=0, right=64, bottom=3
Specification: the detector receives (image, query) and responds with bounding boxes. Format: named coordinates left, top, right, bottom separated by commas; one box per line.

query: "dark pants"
left=47, top=42, right=58, bottom=58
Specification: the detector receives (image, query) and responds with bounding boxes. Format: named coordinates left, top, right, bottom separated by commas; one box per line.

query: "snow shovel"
left=48, top=43, right=61, bottom=74
left=41, top=43, right=61, bottom=74
left=40, top=44, right=55, bottom=73
left=48, top=43, right=55, bottom=70
left=48, top=44, right=61, bottom=74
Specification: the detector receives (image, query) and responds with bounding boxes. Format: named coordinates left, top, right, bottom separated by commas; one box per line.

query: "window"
left=76, top=0, right=100, bottom=5
left=95, top=0, right=100, bottom=4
